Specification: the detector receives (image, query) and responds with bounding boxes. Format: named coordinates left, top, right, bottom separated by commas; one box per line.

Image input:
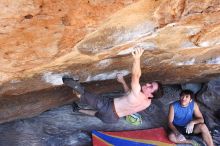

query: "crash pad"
left=92, top=127, right=175, bottom=146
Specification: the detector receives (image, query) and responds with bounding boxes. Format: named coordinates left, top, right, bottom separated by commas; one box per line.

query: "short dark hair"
left=180, top=90, right=194, bottom=99
left=152, top=81, right=163, bottom=99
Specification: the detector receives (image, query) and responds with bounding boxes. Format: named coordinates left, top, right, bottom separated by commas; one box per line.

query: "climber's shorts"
left=80, top=91, right=119, bottom=123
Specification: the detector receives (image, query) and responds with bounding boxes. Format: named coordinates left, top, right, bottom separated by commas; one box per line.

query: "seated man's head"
left=142, top=82, right=163, bottom=99
left=179, top=90, right=194, bottom=107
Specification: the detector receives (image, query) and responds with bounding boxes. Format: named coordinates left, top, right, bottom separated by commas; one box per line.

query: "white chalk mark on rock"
left=96, top=59, right=112, bottom=69
left=180, top=41, right=198, bottom=49
left=176, top=58, right=195, bottom=66
left=207, top=57, right=220, bottom=64
left=199, top=41, right=210, bottom=47
left=118, top=42, right=156, bottom=55
left=86, top=70, right=130, bottom=82
left=42, top=72, right=70, bottom=85
left=115, top=21, right=156, bottom=44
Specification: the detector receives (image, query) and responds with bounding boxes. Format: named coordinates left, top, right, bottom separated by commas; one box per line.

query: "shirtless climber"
left=62, top=47, right=163, bottom=123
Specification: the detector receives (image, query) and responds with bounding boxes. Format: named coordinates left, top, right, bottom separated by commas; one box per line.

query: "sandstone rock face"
left=198, top=78, right=220, bottom=111
left=0, top=0, right=220, bottom=123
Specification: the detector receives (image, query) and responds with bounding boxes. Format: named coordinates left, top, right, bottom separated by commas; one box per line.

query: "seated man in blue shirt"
left=168, top=90, right=214, bottom=146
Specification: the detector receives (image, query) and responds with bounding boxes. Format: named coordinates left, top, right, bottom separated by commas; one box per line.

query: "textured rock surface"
left=0, top=86, right=77, bottom=124
left=0, top=79, right=124, bottom=124
left=0, top=0, right=220, bottom=123
left=197, top=77, right=220, bottom=111
left=1, top=0, right=220, bottom=94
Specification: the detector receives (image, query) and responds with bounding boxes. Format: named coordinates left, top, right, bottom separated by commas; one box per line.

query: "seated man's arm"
left=131, top=48, right=143, bottom=96
left=192, top=102, right=204, bottom=124
left=168, top=105, right=180, bottom=135
left=186, top=102, right=204, bottom=134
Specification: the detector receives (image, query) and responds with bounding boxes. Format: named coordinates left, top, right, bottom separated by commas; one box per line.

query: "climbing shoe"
left=72, top=102, right=81, bottom=112
left=62, top=76, right=84, bottom=95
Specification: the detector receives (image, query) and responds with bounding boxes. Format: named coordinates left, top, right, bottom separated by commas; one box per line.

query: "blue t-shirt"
left=172, top=100, right=194, bottom=126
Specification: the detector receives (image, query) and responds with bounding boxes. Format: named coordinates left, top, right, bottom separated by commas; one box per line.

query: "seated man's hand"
left=186, top=121, right=195, bottom=134
left=176, top=133, right=186, bottom=141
